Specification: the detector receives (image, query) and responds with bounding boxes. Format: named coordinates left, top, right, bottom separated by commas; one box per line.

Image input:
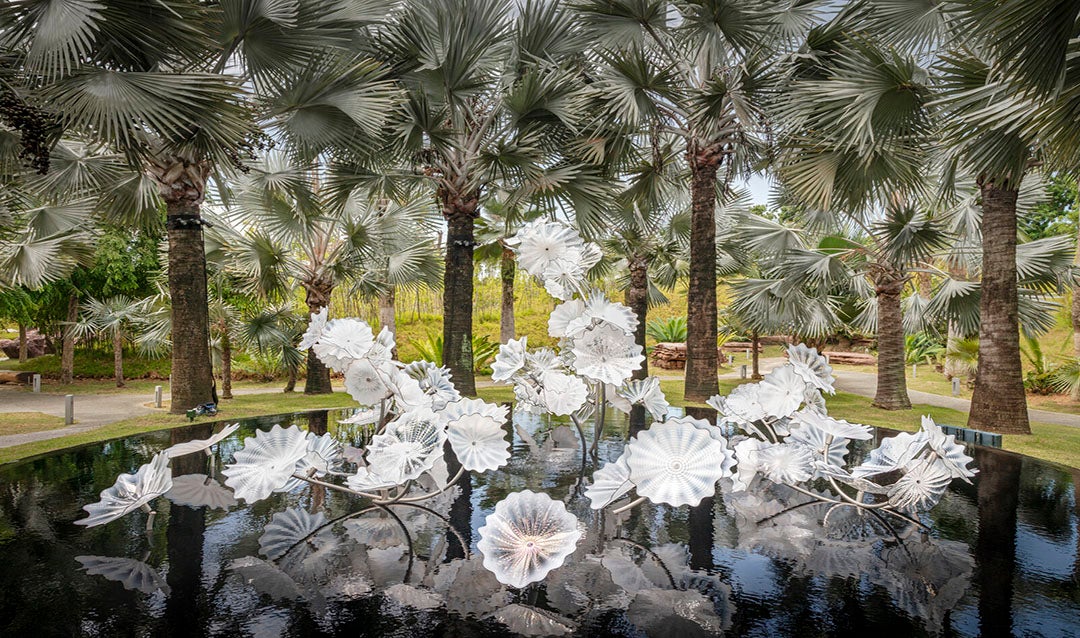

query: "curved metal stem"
left=378, top=467, right=465, bottom=505
left=611, top=495, right=647, bottom=515
left=611, top=537, right=678, bottom=589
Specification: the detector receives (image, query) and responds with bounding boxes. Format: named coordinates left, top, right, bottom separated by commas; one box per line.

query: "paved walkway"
left=722, top=357, right=1080, bottom=429
left=3, top=356, right=1080, bottom=450
left=0, top=384, right=281, bottom=449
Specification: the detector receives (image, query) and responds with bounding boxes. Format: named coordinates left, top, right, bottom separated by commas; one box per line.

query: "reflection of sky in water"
left=719, top=550, right=779, bottom=600
left=1016, top=522, right=1077, bottom=581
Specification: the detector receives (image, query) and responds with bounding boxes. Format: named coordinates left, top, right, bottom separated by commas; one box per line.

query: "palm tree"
left=1, top=0, right=396, bottom=412
left=574, top=0, right=816, bottom=401
left=474, top=198, right=546, bottom=343
left=331, top=0, right=609, bottom=395
left=769, top=23, right=940, bottom=409
left=73, top=295, right=143, bottom=387
left=219, top=157, right=440, bottom=393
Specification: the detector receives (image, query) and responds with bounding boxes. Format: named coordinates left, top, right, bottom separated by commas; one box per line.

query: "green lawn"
left=1, top=376, right=1077, bottom=470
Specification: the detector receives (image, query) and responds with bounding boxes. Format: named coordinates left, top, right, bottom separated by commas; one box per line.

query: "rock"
left=651, top=342, right=686, bottom=370
left=0, top=329, right=52, bottom=360
left=0, top=371, right=34, bottom=385
left=821, top=351, right=876, bottom=366
left=719, top=341, right=763, bottom=353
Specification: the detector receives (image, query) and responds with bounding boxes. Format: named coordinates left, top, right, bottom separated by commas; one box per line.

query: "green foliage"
left=408, top=333, right=499, bottom=373
left=1019, top=174, right=1078, bottom=240
left=645, top=316, right=687, bottom=343
left=0, top=348, right=170, bottom=379
left=946, top=338, right=980, bottom=380
left=905, top=333, right=945, bottom=366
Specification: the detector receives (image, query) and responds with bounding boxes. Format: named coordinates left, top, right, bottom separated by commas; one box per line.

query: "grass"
left=0, top=412, right=66, bottom=436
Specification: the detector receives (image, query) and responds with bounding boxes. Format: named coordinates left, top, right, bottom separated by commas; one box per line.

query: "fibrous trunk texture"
left=61, top=293, right=77, bottom=384
left=626, top=255, right=649, bottom=379
left=684, top=143, right=722, bottom=402
left=500, top=245, right=516, bottom=344
left=441, top=191, right=478, bottom=396
left=304, top=284, right=334, bottom=395
left=17, top=324, right=26, bottom=363
left=113, top=331, right=124, bottom=387
left=157, top=157, right=215, bottom=413
left=221, top=329, right=233, bottom=400
left=974, top=447, right=1020, bottom=638
left=969, top=182, right=1030, bottom=434
left=751, top=330, right=761, bottom=379
left=872, top=270, right=911, bottom=410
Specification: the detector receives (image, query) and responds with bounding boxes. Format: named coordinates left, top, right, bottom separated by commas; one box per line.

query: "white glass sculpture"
left=76, top=453, right=173, bottom=526
left=477, top=490, right=583, bottom=588
left=624, top=421, right=735, bottom=507
left=222, top=424, right=312, bottom=503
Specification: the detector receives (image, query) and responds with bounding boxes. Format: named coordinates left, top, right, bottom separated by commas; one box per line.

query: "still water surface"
left=0, top=408, right=1077, bottom=637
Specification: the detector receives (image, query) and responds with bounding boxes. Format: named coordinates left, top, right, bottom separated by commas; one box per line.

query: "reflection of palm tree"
left=973, top=447, right=1021, bottom=638
left=166, top=426, right=210, bottom=635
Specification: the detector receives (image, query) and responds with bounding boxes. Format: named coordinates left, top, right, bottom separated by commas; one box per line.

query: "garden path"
left=0, top=384, right=280, bottom=449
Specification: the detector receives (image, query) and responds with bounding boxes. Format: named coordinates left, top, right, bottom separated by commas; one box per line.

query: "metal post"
left=728, top=354, right=735, bottom=365
left=64, top=394, right=74, bottom=425
left=952, top=377, right=960, bottom=397
left=912, top=364, right=917, bottom=379
left=739, top=364, right=747, bottom=379
left=745, top=348, right=751, bottom=360
left=32, top=374, right=40, bottom=393
left=154, top=385, right=163, bottom=408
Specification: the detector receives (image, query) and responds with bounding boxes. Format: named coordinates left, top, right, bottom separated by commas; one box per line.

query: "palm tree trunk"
left=113, top=330, right=124, bottom=388
left=974, top=447, right=1021, bottom=637
left=378, top=288, right=396, bottom=336
left=500, top=245, right=516, bottom=344
left=303, top=284, right=334, bottom=395
left=284, top=365, right=297, bottom=393
left=684, top=142, right=723, bottom=402
left=626, top=255, right=649, bottom=379
left=751, top=330, right=761, bottom=379
left=872, top=270, right=911, bottom=410
left=1072, top=224, right=1080, bottom=359
left=17, top=324, right=26, bottom=363
left=221, top=329, right=233, bottom=400
left=160, top=160, right=215, bottom=414
left=61, top=292, right=77, bottom=385
left=441, top=191, right=478, bottom=396
left=970, top=182, right=1030, bottom=434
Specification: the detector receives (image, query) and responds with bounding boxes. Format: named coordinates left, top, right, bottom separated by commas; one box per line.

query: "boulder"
left=821, top=351, right=876, bottom=366
left=0, top=329, right=51, bottom=360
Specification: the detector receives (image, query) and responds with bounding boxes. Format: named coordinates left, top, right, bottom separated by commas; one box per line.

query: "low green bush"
left=0, top=348, right=170, bottom=379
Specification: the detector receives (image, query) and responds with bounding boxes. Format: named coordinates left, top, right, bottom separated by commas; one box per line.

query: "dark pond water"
left=0, top=407, right=1078, bottom=637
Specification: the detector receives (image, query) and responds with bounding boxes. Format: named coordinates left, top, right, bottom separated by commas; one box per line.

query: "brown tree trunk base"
left=626, top=256, right=649, bottom=380
left=684, top=144, right=723, bottom=402
left=500, top=245, right=516, bottom=344
left=969, top=182, right=1030, bottom=434
left=442, top=193, right=478, bottom=396
left=872, top=273, right=911, bottom=410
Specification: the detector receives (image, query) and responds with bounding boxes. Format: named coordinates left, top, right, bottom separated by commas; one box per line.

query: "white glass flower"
left=851, top=430, right=928, bottom=478
left=548, top=299, right=585, bottom=338
left=731, top=438, right=769, bottom=492
left=163, top=423, right=240, bottom=458
left=920, top=416, right=977, bottom=481
left=222, top=425, right=311, bottom=504
left=165, top=474, right=237, bottom=510
left=514, top=221, right=585, bottom=277
left=402, top=361, right=461, bottom=410
left=585, top=452, right=634, bottom=509
left=624, top=421, right=734, bottom=507
left=492, top=336, right=528, bottom=382
left=525, top=347, right=562, bottom=375
left=888, top=459, right=953, bottom=511
left=346, top=466, right=399, bottom=492
left=539, top=371, right=588, bottom=416
left=259, top=507, right=328, bottom=561
left=757, top=365, right=807, bottom=419
left=477, top=490, right=583, bottom=588
left=787, top=343, right=836, bottom=394
left=447, top=414, right=511, bottom=473
left=76, top=453, right=173, bottom=527
left=785, top=419, right=851, bottom=470
left=562, top=292, right=639, bottom=338
left=756, top=442, right=815, bottom=485
left=570, top=323, right=644, bottom=386
left=366, top=408, right=447, bottom=483
left=387, top=370, right=431, bottom=411
left=277, top=431, right=342, bottom=492
left=708, top=383, right=768, bottom=427
left=76, top=556, right=170, bottom=595
left=298, top=307, right=329, bottom=350
left=542, top=255, right=588, bottom=300
left=343, top=359, right=392, bottom=406
left=312, top=317, right=375, bottom=371
left=618, top=377, right=670, bottom=421
left=789, top=410, right=872, bottom=442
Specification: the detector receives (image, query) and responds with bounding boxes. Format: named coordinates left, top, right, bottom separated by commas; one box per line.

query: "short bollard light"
left=32, top=374, right=40, bottom=393
left=952, top=377, right=961, bottom=397
left=154, top=385, right=163, bottom=408
left=64, top=395, right=74, bottom=425
left=912, top=364, right=917, bottom=379
left=739, top=364, right=747, bottom=379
